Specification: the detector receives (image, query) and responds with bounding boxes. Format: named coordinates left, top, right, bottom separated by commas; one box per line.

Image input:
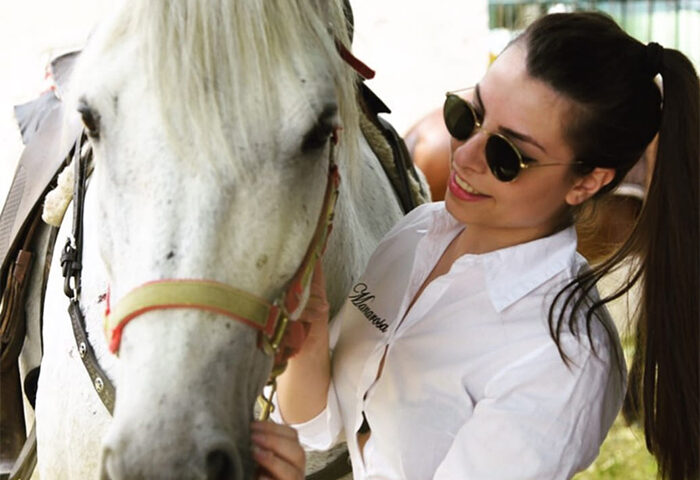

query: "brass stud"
left=94, top=377, right=104, bottom=393
left=79, top=342, right=87, bottom=358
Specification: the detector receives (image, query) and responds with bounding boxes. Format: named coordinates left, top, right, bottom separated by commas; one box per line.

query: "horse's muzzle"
left=100, top=434, right=250, bottom=480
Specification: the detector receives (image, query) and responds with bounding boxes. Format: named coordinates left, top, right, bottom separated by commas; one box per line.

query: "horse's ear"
left=312, top=0, right=353, bottom=44
left=310, top=0, right=331, bottom=22
left=342, top=0, right=354, bottom=42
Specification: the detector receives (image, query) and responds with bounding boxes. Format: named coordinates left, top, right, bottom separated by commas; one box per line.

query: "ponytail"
left=559, top=46, right=699, bottom=480
left=522, top=12, right=699, bottom=479
left=623, top=48, right=699, bottom=480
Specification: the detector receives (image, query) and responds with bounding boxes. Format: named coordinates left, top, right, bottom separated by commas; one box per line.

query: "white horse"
left=27, top=1, right=424, bottom=478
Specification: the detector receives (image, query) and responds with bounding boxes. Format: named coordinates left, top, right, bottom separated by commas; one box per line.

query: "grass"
left=573, top=415, right=658, bottom=480
left=573, top=308, right=658, bottom=480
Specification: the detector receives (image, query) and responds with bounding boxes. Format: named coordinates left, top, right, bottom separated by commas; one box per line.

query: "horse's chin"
left=99, top=424, right=255, bottom=480
left=97, top=315, right=269, bottom=480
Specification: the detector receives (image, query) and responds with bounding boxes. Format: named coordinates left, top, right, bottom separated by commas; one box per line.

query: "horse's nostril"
left=206, top=449, right=233, bottom=480
left=100, top=448, right=119, bottom=480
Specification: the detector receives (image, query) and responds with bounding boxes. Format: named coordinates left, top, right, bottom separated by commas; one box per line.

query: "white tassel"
left=42, top=160, right=75, bottom=227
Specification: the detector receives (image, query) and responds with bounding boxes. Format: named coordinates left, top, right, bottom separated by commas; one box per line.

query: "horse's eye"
left=301, top=105, right=338, bottom=153
left=301, top=121, right=333, bottom=152
left=77, top=100, right=100, bottom=139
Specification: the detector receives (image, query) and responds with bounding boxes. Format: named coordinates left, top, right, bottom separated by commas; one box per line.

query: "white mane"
left=72, top=0, right=361, bottom=181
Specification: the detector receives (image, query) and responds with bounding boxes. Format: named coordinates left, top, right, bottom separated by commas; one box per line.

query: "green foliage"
left=573, top=415, right=658, bottom=480
left=574, top=337, right=658, bottom=479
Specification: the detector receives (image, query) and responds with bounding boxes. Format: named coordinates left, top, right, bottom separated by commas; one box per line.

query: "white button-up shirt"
left=284, top=202, right=625, bottom=479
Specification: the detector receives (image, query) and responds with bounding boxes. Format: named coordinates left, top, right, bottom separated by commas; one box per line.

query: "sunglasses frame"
left=444, top=89, right=577, bottom=182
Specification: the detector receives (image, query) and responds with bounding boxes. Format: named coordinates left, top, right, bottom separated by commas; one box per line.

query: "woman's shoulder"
left=498, top=252, right=622, bottom=356
left=401, top=200, right=447, bottom=225
left=382, top=201, right=450, bottom=238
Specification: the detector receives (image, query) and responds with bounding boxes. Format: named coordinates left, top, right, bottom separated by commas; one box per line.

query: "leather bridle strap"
left=60, top=134, right=116, bottom=414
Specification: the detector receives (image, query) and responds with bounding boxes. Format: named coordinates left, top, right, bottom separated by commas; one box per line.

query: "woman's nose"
left=451, top=132, right=488, bottom=174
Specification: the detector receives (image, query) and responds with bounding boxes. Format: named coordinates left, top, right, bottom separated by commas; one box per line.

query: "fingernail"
left=251, top=432, right=266, bottom=445
left=252, top=445, right=269, bottom=460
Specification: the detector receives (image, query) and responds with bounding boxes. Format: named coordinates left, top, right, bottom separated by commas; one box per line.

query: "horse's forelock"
left=82, top=0, right=360, bottom=178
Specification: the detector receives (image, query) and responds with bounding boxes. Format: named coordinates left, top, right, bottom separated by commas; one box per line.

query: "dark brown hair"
left=521, top=12, right=698, bottom=480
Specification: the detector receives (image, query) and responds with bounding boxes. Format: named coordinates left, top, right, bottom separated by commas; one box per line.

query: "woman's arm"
left=275, top=263, right=332, bottom=424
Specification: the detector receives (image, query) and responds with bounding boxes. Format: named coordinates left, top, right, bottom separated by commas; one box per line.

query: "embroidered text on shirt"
left=349, top=283, right=389, bottom=333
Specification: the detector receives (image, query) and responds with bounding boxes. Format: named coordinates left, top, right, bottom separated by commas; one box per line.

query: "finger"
left=251, top=421, right=298, bottom=440
left=251, top=429, right=304, bottom=467
left=309, top=262, right=327, bottom=299
left=300, top=292, right=329, bottom=326
left=304, top=293, right=328, bottom=309
left=252, top=439, right=305, bottom=480
left=301, top=301, right=329, bottom=317
left=251, top=423, right=304, bottom=467
left=253, top=445, right=304, bottom=480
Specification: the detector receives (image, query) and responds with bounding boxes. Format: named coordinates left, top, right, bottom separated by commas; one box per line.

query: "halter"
left=62, top=133, right=340, bottom=419
left=61, top=35, right=368, bottom=420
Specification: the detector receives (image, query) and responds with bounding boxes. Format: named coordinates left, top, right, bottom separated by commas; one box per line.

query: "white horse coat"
left=27, top=1, right=422, bottom=478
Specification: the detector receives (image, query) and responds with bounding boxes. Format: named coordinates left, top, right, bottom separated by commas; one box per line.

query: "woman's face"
left=445, top=43, right=581, bottom=249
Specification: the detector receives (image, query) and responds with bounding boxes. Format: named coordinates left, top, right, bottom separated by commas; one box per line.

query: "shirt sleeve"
left=269, top=311, right=347, bottom=450
left=433, top=336, right=625, bottom=480
left=269, top=378, right=344, bottom=451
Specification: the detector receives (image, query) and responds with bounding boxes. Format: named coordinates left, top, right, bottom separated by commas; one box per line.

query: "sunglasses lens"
left=485, top=136, right=521, bottom=182
left=443, top=95, right=476, bottom=141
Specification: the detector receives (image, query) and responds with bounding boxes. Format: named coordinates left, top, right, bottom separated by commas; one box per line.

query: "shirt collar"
left=426, top=205, right=579, bottom=313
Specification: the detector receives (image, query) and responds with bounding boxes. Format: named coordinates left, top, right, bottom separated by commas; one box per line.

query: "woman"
left=262, top=11, right=698, bottom=480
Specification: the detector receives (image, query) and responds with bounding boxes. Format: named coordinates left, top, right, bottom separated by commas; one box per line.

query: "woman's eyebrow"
left=475, top=84, right=548, bottom=154
left=474, top=84, right=485, bottom=110
left=501, top=127, right=547, bottom=153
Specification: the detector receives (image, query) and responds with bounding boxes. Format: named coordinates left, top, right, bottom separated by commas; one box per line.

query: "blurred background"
left=1, top=1, right=698, bottom=478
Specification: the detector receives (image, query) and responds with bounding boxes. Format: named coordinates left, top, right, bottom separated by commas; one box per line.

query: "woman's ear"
left=565, top=167, right=616, bottom=205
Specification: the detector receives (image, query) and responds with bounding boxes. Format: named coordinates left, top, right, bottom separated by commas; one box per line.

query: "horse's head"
left=68, top=1, right=359, bottom=477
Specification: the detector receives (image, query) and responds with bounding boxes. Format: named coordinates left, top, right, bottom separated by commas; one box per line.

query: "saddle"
left=0, top=51, right=81, bottom=480
left=358, top=83, right=430, bottom=213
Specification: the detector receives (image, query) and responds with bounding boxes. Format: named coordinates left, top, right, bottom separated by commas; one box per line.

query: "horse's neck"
left=324, top=133, right=404, bottom=314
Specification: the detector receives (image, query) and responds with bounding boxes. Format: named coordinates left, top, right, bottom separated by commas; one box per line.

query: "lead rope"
left=257, top=365, right=286, bottom=421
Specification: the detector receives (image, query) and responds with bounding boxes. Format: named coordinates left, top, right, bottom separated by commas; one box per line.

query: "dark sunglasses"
left=443, top=91, right=575, bottom=182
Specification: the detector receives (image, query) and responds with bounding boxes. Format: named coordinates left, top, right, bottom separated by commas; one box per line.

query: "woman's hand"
left=300, top=262, right=330, bottom=350
left=252, top=421, right=305, bottom=480
left=275, top=262, right=332, bottom=424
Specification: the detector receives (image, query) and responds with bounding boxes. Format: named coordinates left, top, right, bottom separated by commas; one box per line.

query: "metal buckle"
left=260, top=308, right=289, bottom=357
left=60, top=235, right=79, bottom=299
left=256, top=378, right=278, bottom=421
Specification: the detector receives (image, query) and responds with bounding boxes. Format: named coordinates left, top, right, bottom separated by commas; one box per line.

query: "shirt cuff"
left=270, top=382, right=343, bottom=451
